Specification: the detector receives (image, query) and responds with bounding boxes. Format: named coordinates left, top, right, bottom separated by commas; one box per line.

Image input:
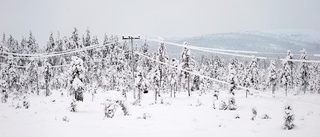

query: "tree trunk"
left=170, top=85, right=172, bottom=97
left=46, top=80, right=49, bottom=96
left=174, top=83, right=177, bottom=98
left=272, top=81, right=275, bottom=94
left=188, top=74, right=190, bottom=96
left=155, top=88, right=157, bottom=102
left=285, top=83, right=288, bottom=96
left=36, top=70, right=39, bottom=95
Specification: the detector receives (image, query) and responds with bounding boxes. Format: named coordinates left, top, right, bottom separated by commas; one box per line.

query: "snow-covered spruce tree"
left=26, top=59, right=39, bottom=94
left=155, top=41, right=169, bottom=98
left=180, top=42, right=192, bottom=96
left=281, top=50, right=294, bottom=96
left=0, top=79, right=8, bottom=103
left=268, top=60, right=277, bottom=94
left=299, top=49, right=309, bottom=94
left=139, top=39, right=152, bottom=72
left=237, top=62, right=246, bottom=87
left=283, top=103, right=294, bottom=130
left=212, top=89, right=219, bottom=109
left=43, top=59, right=52, bottom=96
left=169, top=58, right=178, bottom=98
left=141, top=39, right=149, bottom=54
left=152, top=68, right=161, bottom=102
left=46, top=32, right=55, bottom=53
left=102, top=34, right=110, bottom=57
left=7, top=35, right=18, bottom=53
left=247, top=57, right=259, bottom=90
left=6, top=58, right=19, bottom=94
left=71, top=27, right=82, bottom=49
left=134, top=72, right=147, bottom=105
left=27, top=31, right=39, bottom=53
left=0, top=33, right=6, bottom=63
left=85, top=28, right=91, bottom=47
left=227, top=58, right=237, bottom=110
left=68, top=56, right=85, bottom=102
left=309, top=64, right=320, bottom=93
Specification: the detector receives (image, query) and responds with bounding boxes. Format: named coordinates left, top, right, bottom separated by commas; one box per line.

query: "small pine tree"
left=299, top=49, right=308, bottom=94
left=247, top=57, right=259, bottom=90
left=180, top=42, right=193, bottom=96
left=212, top=89, right=219, bottom=109
left=135, top=72, right=147, bottom=104
left=156, top=41, right=169, bottom=97
left=0, top=80, right=8, bottom=103
left=43, top=59, right=52, bottom=96
left=251, top=107, right=257, bottom=120
left=283, top=104, right=294, bottom=130
left=69, top=56, right=85, bottom=101
left=27, top=31, right=39, bottom=53
left=268, top=60, right=277, bottom=94
left=227, top=58, right=237, bottom=110
left=153, top=69, right=161, bottom=102
left=70, top=99, right=77, bottom=112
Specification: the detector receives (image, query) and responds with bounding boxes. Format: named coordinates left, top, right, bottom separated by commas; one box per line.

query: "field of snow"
left=1, top=89, right=320, bottom=137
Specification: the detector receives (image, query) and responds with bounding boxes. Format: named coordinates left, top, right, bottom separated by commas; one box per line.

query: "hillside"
left=147, top=30, right=320, bottom=58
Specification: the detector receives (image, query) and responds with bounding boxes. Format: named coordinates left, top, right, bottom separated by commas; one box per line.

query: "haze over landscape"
left=1, top=0, right=320, bottom=47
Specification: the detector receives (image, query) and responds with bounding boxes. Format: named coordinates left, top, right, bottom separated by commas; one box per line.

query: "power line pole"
left=122, top=36, right=140, bottom=99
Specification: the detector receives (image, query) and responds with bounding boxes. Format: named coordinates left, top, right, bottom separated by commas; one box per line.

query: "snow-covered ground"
left=1, top=89, right=320, bottom=137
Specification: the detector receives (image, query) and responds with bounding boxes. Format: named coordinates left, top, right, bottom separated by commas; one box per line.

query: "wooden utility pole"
left=122, top=36, right=140, bottom=99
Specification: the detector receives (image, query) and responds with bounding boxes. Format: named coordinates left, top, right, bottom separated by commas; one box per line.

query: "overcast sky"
left=1, top=0, right=320, bottom=47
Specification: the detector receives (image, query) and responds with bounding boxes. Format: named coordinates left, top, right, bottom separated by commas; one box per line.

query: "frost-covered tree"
left=228, top=58, right=237, bottom=95
left=26, top=59, right=39, bottom=94
left=5, top=57, right=19, bottom=94
left=68, top=56, right=85, bottom=101
left=152, top=68, right=161, bottom=102
left=268, top=60, right=277, bottom=94
left=299, top=49, right=309, bottom=94
left=135, top=72, right=148, bottom=105
left=46, top=32, right=55, bottom=53
left=20, top=37, right=28, bottom=54
left=309, top=64, right=320, bottom=93
left=283, top=103, right=294, bottom=130
left=7, top=35, right=18, bottom=53
left=247, top=57, right=259, bottom=90
left=180, top=42, right=192, bottom=96
left=85, top=28, right=91, bottom=47
left=237, top=62, right=246, bottom=87
left=103, top=34, right=111, bottom=57
left=71, top=27, right=81, bottom=49
left=155, top=41, right=169, bottom=97
left=0, top=33, right=6, bottom=63
left=0, top=79, right=8, bottom=103
left=27, top=31, right=39, bottom=53
left=43, top=59, right=52, bottom=96
left=169, top=58, right=178, bottom=98
left=227, top=58, right=237, bottom=110
left=281, top=50, right=294, bottom=95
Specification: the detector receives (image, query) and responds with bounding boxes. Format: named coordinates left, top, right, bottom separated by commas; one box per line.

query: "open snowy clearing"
left=1, top=89, right=320, bottom=137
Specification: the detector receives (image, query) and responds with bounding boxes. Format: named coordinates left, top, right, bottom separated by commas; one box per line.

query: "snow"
left=1, top=89, right=320, bottom=137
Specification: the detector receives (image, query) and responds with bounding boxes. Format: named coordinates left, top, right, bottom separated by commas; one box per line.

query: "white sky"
left=0, top=0, right=320, bottom=46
